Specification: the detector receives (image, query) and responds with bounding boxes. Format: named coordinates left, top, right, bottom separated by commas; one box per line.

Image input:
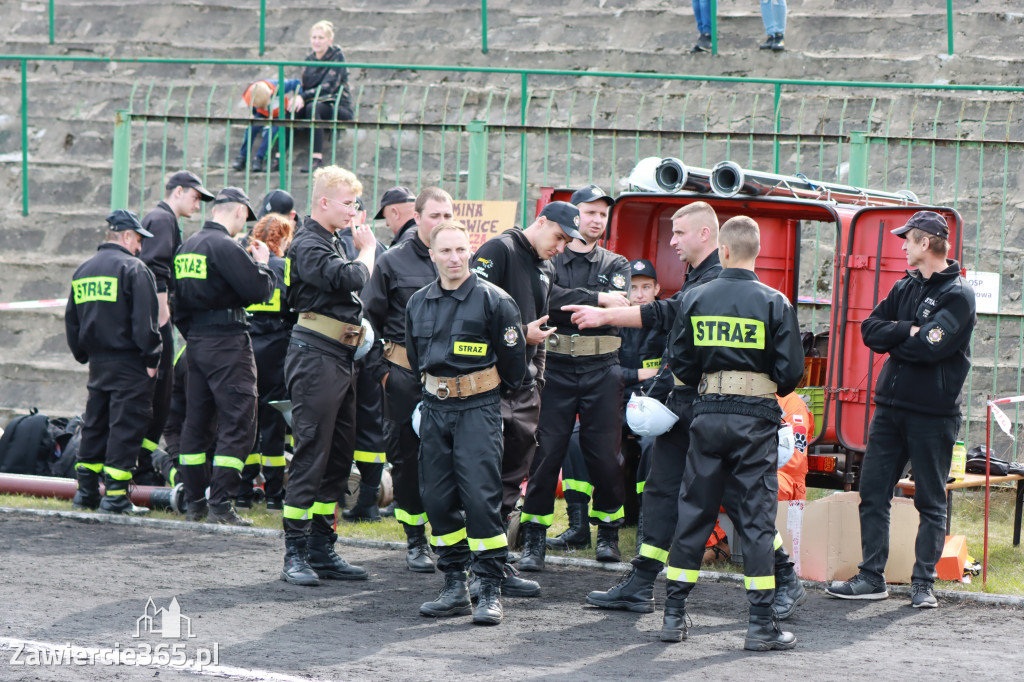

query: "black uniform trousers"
left=352, top=359, right=386, bottom=488
left=242, top=329, right=291, bottom=500
left=177, top=333, right=258, bottom=507
left=561, top=422, right=655, bottom=505
left=499, top=382, right=542, bottom=519
left=858, top=405, right=960, bottom=586
left=282, top=337, right=357, bottom=539
left=383, top=363, right=427, bottom=529
left=419, top=393, right=507, bottom=581
left=665, top=411, right=779, bottom=609
left=77, top=360, right=154, bottom=492
left=522, top=364, right=625, bottom=529
left=138, top=320, right=175, bottom=478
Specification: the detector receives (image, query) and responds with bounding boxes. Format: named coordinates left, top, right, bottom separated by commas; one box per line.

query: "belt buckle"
left=436, top=380, right=450, bottom=400
left=569, top=334, right=580, bottom=358
left=548, top=333, right=560, bottom=350
left=698, top=376, right=708, bottom=395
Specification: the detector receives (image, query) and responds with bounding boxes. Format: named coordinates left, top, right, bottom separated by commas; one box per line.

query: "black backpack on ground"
left=0, top=409, right=54, bottom=476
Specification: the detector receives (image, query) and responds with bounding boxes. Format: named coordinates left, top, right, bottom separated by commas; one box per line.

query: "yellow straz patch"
left=642, top=358, right=662, bottom=369
left=72, top=276, right=118, bottom=303
left=174, top=253, right=207, bottom=279
left=692, top=316, right=765, bottom=349
left=453, top=342, right=488, bottom=356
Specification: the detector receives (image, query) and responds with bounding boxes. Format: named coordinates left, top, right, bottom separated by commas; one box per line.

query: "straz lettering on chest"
left=72, top=276, right=118, bottom=304
left=174, top=253, right=208, bottom=279
left=691, top=316, right=766, bottom=349
left=453, top=341, right=488, bottom=356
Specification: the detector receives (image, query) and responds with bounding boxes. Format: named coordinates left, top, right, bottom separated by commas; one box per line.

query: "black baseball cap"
left=354, top=196, right=366, bottom=212
left=213, top=187, right=257, bottom=222
left=630, top=259, right=657, bottom=280
left=106, top=209, right=153, bottom=238
left=539, top=201, right=583, bottom=241
left=891, top=211, right=949, bottom=239
left=165, top=170, right=214, bottom=201
left=570, top=184, right=615, bottom=207
left=256, top=189, right=295, bottom=220
left=374, top=186, right=416, bottom=220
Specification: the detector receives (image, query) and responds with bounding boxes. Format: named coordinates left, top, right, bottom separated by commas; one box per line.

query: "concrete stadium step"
left=0, top=310, right=69, bottom=359
left=0, top=358, right=87, bottom=416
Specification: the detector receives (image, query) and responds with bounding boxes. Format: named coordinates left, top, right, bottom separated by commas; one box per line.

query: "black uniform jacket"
left=246, top=254, right=296, bottom=335
left=620, top=323, right=672, bottom=403
left=65, top=243, right=162, bottom=368
left=861, top=259, right=976, bottom=417
left=671, top=268, right=804, bottom=421
left=286, top=216, right=370, bottom=342
left=390, top=219, right=418, bottom=247
left=362, top=231, right=436, bottom=348
left=335, top=227, right=388, bottom=377
left=174, top=221, right=275, bottom=336
left=139, top=201, right=180, bottom=294
left=405, top=273, right=527, bottom=399
left=301, top=44, right=352, bottom=110
left=471, top=228, right=554, bottom=386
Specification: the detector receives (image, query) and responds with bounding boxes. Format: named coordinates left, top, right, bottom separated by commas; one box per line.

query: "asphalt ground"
left=0, top=512, right=1022, bottom=681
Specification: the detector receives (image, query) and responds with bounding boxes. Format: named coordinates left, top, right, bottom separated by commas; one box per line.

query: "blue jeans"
left=760, top=0, right=787, bottom=35
left=237, top=112, right=280, bottom=161
left=692, top=0, right=712, bottom=35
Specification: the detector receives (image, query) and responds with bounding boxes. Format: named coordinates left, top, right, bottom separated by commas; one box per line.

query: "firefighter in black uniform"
left=375, top=186, right=418, bottom=246
left=519, top=185, right=632, bottom=570
left=661, top=216, right=804, bottom=650
left=280, top=166, right=376, bottom=586
left=174, top=187, right=275, bottom=525
left=407, top=221, right=528, bottom=625
left=362, top=187, right=453, bottom=572
left=827, top=211, right=976, bottom=609
left=137, top=170, right=213, bottom=485
left=66, top=210, right=161, bottom=514
left=336, top=196, right=389, bottom=522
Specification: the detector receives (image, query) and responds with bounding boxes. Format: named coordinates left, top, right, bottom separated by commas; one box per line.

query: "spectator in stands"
left=291, top=20, right=354, bottom=174
left=232, top=79, right=302, bottom=173
left=760, top=0, right=787, bottom=52
left=690, top=1, right=713, bottom=53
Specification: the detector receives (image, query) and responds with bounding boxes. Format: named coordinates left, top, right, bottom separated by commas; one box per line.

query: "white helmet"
left=777, top=424, right=795, bottom=469
left=626, top=393, right=679, bottom=437
left=411, top=402, right=423, bottom=437
left=354, top=318, right=375, bottom=361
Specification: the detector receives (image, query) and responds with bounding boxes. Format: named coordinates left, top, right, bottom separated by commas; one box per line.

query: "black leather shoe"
left=546, top=502, right=591, bottom=550
left=586, top=566, right=656, bottom=613
left=470, top=564, right=541, bottom=599
left=230, top=154, right=246, bottom=171
left=405, top=526, right=436, bottom=573
left=266, top=497, right=283, bottom=512
left=691, top=33, right=711, bottom=53
left=759, top=34, right=776, bottom=50
left=772, top=33, right=786, bottom=51
left=595, top=526, right=621, bottom=562
left=281, top=538, right=320, bottom=586
left=420, top=572, right=471, bottom=617
left=185, top=499, right=208, bottom=522
left=98, top=495, right=149, bottom=515
left=660, top=599, right=690, bottom=642
left=234, top=496, right=253, bottom=510
left=300, top=158, right=324, bottom=174
left=207, top=502, right=253, bottom=526
left=744, top=605, right=797, bottom=651
left=342, top=482, right=381, bottom=522
left=517, top=524, right=547, bottom=572
left=773, top=563, right=807, bottom=620
left=472, top=580, right=503, bottom=625
left=307, top=533, right=369, bottom=580
left=251, top=157, right=266, bottom=173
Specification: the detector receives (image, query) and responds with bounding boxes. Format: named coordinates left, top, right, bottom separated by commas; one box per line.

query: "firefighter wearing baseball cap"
left=173, top=187, right=275, bottom=525
left=375, top=186, right=418, bottom=246
left=407, top=221, right=529, bottom=625
left=66, top=210, right=161, bottom=514
left=519, top=185, right=633, bottom=570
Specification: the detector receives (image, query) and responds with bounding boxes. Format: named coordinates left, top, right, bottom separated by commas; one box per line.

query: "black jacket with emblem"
left=671, top=268, right=804, bottom=422
left=861, top=259, right=976, bottom=417
left=65, top=242, right=162, bottom=367
left=246, top=254, right=296, bottom=335
left=471, top=228, right=554, bottom=386
left=405, top=273, right=527, bottom=399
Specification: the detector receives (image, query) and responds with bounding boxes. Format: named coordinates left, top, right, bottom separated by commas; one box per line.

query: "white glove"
left=777, top=424, right=795, bottom=469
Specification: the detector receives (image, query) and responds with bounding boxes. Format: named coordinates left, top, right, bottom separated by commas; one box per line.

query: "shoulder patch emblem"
left=926, top=327, right=945, bottom=344
left=476, top=258, right=491, bottom=266
left=612, top=274, right=626, bottom=289
left=503, top=326, right=520, bottom=347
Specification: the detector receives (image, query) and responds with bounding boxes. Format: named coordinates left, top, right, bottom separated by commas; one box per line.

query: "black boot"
left=230, top=153, right=246, bottom=171
left=405, top=525, right=436, bottom=573
left=595, top=526, right=621, bottom=562
left=660, top=598, right=690, bottom=642
left=772, top=33, right=786, bottom=52
left=772, top=557, right=806, bottom=620
left=71, top=466, right=101, bottom=510
left=744, top=604, right=797, bottom=651
left=342, top=483, right=381, bottom=523
left=472, top=579, right=503, bottom=625
left=281, top=537, right=320, bottom=586
left=586, top=565, right=657, bottom=613
left=547, top=502, right=591, bottom=550
left=420, top=571, right=472, bottom=617
left=759, top=34, right=776, bottom=50
left=517, top=524, right=547, bottom=572
left=98, top=475, right=148, bottom=515
left=307, top=533, right=369, bottom=580
left=470, top=563, right=541, bottom=599
left=251, top=157, right=266, bottom=173
left=185, top=499, right=208, bottom=522
left=207, top=501, right=253, bottom=526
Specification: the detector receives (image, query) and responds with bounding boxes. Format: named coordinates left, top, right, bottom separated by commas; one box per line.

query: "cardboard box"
left=935, top=535, right=968, bottom=581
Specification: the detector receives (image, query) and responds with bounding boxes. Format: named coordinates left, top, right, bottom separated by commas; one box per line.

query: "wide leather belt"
left=296, top=312, right=365, bottom=347
left=191, top=308, right=248, bottom=325
left=383, top=340, right=411, bottom=370
left=698, top=370, right=777, bottom=398
left=423, top=366, right=500, bottom=399
left=544, top=333, right=621, bottom=357
left=673, top=373, right=686, bottom=387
